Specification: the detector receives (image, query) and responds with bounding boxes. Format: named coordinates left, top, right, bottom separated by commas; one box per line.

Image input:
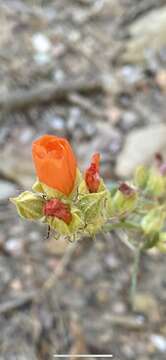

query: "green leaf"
left=10, top=191, right=44, bottom=220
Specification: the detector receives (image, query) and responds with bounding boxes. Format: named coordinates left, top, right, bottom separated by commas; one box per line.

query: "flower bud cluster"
left=10, top=136, right=166, bottom=252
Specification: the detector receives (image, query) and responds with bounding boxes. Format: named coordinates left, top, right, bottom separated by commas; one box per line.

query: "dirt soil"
left=0, top=1, right=166, bottom=359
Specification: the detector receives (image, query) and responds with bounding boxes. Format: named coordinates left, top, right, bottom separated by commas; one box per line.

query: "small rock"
left=105, top=254, right=119, bottom=269
left=0, top=141, right=34, bottom=187
left=5, top=237, right=24, bottom=257
left=32, top=33, right=52, bottom=65
left=116, top=124, right=166, bottom=177
left=133, top=293, right=160, bottom=321
left=120, top=111, right=140, bottom=131
left=53, top=69, right=65, bottom=82
left=32, top=33, right=51, bottom=53
left=67, top=107, right=96, bottom=140
left=44, top=112, right=66, bottom=136
left=34, top=52, right=51, bottom=65
left=0, top=180, right=16, bottom=201
left=156, top=69, right=166, bottom=91
left=96, top=285, right=110, bottom=305
left=10, top=279, right=22, bottom=291
left=120, top=65, right=143, bottom=85
left=122, top=7, right=166, bottom=63
left=150, top=334, right=166, bottom=353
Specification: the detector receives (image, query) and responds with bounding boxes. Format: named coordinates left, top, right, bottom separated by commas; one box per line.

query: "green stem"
left=104, top=221, right=140, bottom=232
left=130, top=246, right=142, bottom=309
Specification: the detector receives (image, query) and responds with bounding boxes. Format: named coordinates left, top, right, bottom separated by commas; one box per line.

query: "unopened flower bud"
left=111, top=183, right=137, bottom=216
left=43, top=199, right=72, bottom=225
left=119, top=183, right=135, bottom=197
left=155, top=152, right=163, bottom=165
left=85, top=153, right=100, bottom=193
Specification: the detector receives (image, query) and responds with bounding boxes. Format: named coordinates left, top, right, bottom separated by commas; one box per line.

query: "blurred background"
left=0, top=0, right=166, bottom=359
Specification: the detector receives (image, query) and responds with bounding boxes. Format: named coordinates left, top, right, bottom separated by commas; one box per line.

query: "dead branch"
left=69, top=92, right=107, bottom=119
left=0, top=290, right=38, bottom=315
left=0, top=80, right=104, bottom=113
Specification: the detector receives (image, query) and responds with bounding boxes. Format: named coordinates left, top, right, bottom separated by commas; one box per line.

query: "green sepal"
left=146, top=169, right=165, bottom=197
left=32, top=169, right=82, bottom=201
left=142, top=232, right=160, bottom=250
left=46, top=208, right=83, bottom=236
left=32, top=180, right=44, bottom=193
left=157, top=232, right=166, bottom=253
left=156, top=232, right=166, bottom=253
left=10, top=191, right=44, bottom=220
left=157, top=242, right=166, bottom=253
left=78, top=190, right=107, bottom=234
left=134, top=165, right=149, bottom=189
left=78, top=177, right=107, bottom=196
left=141, top=208, right=165, bottom=235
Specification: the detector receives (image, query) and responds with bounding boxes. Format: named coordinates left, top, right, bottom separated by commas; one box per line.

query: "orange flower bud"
left=43, top=199, right=72, bottom=224
left=32, top=135, right=77, bottom=196
left=85, top=153, right=100, bottom=193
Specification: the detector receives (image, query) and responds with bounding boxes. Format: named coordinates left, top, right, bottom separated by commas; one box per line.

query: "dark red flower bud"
left=155, top=152, right=163, bottom=167
left=43, top=199, right=72, bottom=224
left=85, top=153, right=100, bottom=193
left=119, top=183, right=135, bottom=197
left=154, top=153, right=166, bottom=175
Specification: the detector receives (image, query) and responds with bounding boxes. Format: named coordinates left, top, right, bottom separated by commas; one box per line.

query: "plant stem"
left=104, top=220, right=140, bottom=232
left=130, top=246, right=142, bottom=309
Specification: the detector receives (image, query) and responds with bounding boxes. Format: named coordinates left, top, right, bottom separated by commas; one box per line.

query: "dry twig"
left=0, top=80, right=104, bottom=113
